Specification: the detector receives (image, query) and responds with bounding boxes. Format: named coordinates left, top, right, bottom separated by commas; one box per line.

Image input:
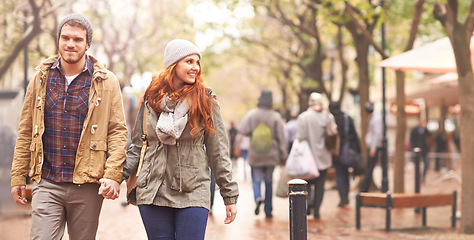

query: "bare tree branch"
left=464, top=0, right=474, bottom=41
left=0, top=0, right=41, bottom=81
left=404, top=0, right=425, bottom=52
left=345, top=2, right=388, bottom=59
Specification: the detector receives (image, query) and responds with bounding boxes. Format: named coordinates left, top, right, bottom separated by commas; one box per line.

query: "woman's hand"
left=224, top=204, right=237, bottom=224
left=98, top=178, right=120, bottom=200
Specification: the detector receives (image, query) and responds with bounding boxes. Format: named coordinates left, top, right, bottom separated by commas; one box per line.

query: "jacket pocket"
left=170, top=164, right=200, bottom=192
left=135, top=145, right=159, bottom=188
left=89, top=140, right=107, bottom=177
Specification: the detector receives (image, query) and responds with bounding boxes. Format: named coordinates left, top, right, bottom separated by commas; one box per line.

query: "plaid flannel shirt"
left=41, top=57, right=93, bottom=182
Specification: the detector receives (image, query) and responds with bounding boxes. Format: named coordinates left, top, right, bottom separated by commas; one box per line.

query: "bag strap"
left=252, top=111, right=273, bottom=135
left=136, top=105, right=147, bottom=177
left=258, top=112, right=272, bottom=126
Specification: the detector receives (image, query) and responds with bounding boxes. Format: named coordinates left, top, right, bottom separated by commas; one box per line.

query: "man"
left=228, top=121, right=238, bottom=168
left=235, top=90, right=287, bottom=218
left=296, top=92, right=337, bottom=218
left=329, top=101, right=361, bottom=207
left=10, top=13, right=127, bottom=239
left=359, top=102, right=383, bottom=192
left=410, top=118, right=432, bottom=182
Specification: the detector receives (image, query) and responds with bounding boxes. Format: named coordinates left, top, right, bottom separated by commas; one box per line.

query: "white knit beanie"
left=164, top=39, right=201, bottom=69
left=308, top=92, right=322, bottom=106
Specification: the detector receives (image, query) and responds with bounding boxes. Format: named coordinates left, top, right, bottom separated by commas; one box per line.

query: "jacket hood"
left=35, top=54, right=109, bottom=82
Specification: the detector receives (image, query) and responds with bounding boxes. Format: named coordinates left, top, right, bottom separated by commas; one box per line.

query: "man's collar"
left=51, top=55, right=93, bottom=75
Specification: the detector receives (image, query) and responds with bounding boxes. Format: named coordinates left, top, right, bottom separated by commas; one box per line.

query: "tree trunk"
left=453, top=31, right=474, bottom=234
left=392, top=0, right=424, bottom=193
left=433, top=0, right=474, bottom=232
left=393, top=70, right=406, bottom=193
left=353, top=42, right=370, bottom=162
left=458, top=71, right=474, bottom=234
left=350, top=40, right=379, bottom=191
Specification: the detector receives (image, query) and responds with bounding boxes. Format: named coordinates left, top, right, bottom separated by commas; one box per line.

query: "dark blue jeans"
left=138, top=205, right=209, bottom=240
left=333, top=157, right=350, bottom=204
left=251, top=166, right=274, bottom=217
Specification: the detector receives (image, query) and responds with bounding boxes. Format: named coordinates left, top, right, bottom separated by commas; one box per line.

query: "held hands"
left=224, top=204, right=237, bottom=224
left=11, top=185, right=28, bottom=205
left=98, top=178, right=120, bottom=200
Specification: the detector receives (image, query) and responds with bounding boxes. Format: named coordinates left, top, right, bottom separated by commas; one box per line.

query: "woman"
left=123, top=39, right=239, bottom=240
left=296, top=92, right=337, bottom=219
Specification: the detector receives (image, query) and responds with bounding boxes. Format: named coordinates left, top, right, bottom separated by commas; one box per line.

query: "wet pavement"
left=1, top=158, right=471, bottom=239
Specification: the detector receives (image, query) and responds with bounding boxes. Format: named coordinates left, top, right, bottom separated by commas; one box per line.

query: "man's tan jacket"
left=11, top=54, right=128, bottom=187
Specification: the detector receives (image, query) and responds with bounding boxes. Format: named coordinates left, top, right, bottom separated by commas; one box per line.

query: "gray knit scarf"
left=156, top=96, right=190, bottom=145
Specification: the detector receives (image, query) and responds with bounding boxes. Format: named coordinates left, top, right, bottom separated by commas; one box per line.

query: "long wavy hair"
left=144, top=62, right=217, bottom=137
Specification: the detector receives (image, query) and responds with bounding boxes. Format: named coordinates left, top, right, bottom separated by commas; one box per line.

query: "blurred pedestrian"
left=122, top=85, right=137, bottom=148
left=10, top=13, right=127, bottom=239
left=410, top=118, right=432, bottom=182
left=296, top=92, right=337, bottom=219
left=236, top=89, right=287, bottom=218
left=329, top=101, right=360, bottom=207
left=285, top=111, right=298, bottom=153
left=123, top=39, right=239, bottom=240
left=234, top=135, right=250, bottom=180
left=228, top=121, right=238, bottom=169
left=434, top=129, right=447, bottom=171
left=360, top=102, right=383, bottom=192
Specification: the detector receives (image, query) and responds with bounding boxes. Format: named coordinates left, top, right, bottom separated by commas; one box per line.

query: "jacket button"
left=92, top=145, right=97, bottom=149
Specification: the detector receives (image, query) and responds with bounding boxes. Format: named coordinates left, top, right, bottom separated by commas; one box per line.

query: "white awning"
left=377, top=37, right=474, bottom=74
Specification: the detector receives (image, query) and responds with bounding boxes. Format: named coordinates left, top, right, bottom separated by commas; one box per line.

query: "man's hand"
left=224, top=204, right=237, bottom=224
left=11, top=185, right=27, bottom=205
left=98, top=178, right=120, bottom=200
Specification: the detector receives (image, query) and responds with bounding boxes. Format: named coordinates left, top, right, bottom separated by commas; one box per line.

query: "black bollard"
left=413, top=147, right=421, bottom=214
left=288, top=179, right=308, bottom=240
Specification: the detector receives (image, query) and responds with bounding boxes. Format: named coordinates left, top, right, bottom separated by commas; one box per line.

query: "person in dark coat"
left=329, top=102, right=361, bottom=207
left=410, top=118, right=432, bottom=182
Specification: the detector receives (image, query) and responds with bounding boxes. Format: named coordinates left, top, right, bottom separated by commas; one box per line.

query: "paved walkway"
left=1, top=158, right=470, bottom=239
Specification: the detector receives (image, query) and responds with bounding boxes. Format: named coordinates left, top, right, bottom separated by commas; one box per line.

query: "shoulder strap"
left=136, top=105, right=147, bottom=177
left=344, top=114, right=349, bottom=144
left=253, top=111, right=272, bottom=132
left=142, top=105, right=147, bottom=139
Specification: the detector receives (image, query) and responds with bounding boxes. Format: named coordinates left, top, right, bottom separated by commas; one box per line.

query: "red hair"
left=144, top=62, right=216, bottom=137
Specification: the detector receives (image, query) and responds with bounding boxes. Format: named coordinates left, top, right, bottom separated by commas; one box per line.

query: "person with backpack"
left=235, top=89, right=287, bottom=218
left=296, top=92, right=337, bottom=219
left=329, top=101, right=361, bottom=207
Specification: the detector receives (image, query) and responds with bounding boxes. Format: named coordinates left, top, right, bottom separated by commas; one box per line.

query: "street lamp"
left=326, top=42, right=337, bottom=101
